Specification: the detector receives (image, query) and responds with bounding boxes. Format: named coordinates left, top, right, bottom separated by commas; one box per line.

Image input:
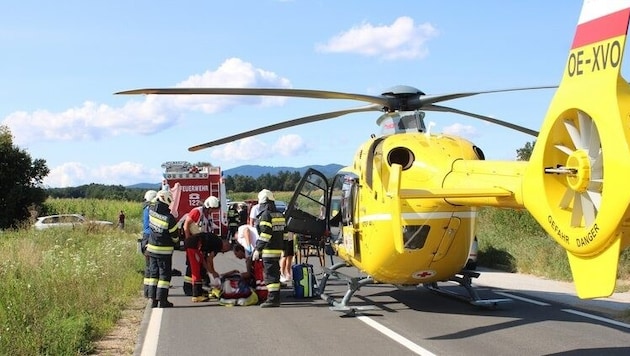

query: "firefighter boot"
left=158, top=289, right=174, bottom=308
left=192, top=285, right=209, bottom=302
left=260, top=291, right=280, bottom=308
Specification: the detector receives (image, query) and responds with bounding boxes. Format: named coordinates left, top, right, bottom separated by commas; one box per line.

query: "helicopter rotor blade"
left=116, top=86, right=555, bottom=112
left=116, top=88, right=391, bottom=107
left=420, top=86, right=557, bottom=106
left=187, top=104, right=382, bottom=152
left=423, top=104, right=539, bottom=136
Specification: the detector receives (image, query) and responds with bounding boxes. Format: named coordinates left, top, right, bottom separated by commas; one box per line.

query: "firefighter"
left=251, top=189, right=286, bottom=308
left=227, top=203, right=240, bottom=242
left=142, top=190, right=158, bottom=298
left=146, top=190, right=179, bottom=308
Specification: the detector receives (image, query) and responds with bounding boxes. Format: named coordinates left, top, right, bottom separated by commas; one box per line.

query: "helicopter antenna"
left=426, top=121, right=436, bottom=137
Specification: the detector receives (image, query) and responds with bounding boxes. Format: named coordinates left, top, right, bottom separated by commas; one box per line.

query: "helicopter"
left=118, top=0, right=630, bottom=313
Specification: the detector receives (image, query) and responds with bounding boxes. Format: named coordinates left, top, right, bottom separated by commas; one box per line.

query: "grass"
left=476, top=207, right=630, bottom=291
left=0, top=199, right=145, bottom=355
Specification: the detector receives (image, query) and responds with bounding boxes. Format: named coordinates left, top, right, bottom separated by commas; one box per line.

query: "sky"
left=0, top=1, right=622, bottom=188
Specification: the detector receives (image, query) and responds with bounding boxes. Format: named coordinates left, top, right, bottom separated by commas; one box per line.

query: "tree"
left=516, top=141, right=536, bottom=161
left=0, top=126, right=50, bottom=228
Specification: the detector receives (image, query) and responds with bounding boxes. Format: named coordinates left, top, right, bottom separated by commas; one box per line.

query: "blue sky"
left=0, top=1, right=617, bottom=187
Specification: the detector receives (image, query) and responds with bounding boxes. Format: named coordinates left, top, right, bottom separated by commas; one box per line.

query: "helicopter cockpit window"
left=378, top=111, right=426, bottom=136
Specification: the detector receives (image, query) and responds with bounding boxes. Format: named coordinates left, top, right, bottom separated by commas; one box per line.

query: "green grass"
left=476, top=207, right=630, bottom=289
left=0, top=198, right=145, bottom=355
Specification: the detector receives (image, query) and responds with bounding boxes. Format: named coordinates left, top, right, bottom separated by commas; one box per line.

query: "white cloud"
left=271, top=134, right=307, bottom=156
left=442, top=123, right=479, bottom=138
left=209, top=134, right=308, bottom=163
left=44, top=161, right=162, bottom=188
left=2, top=58, right=292, bottom=147
left=316, top=16, right=438, bottom=60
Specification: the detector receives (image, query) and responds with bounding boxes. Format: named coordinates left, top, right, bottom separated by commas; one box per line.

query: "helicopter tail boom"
left=522, top=0, right=630, bottom=298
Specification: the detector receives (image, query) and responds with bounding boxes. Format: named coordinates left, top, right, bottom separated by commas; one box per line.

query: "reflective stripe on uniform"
left=157, top=280, right=170, bottom=289
left=266, top=282, right=281, bottom=292
left=147, top=244, right=174, bottom=255
left=262, top=249, right=282, bottom=258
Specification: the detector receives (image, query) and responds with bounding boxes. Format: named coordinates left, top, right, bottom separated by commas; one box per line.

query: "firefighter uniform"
left=254, top=196, right=287, bottom=308
left=142, top=198, right=156, bottom=298
left=227, top=204, right=240, bottom=241
left=146, top=199, right=179, bottom=308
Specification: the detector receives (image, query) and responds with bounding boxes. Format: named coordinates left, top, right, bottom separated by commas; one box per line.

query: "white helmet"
left=144, top=190, right=157, bottom=202
left=204, top=196, right=220, bottom=209
left=258, top=189, right=275, bottom=204
left=156, top=190, right=173, bottom=205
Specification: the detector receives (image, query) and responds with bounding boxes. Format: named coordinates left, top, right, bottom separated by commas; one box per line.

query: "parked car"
left=275, top=200, right=288, bottom=213
left=33, top=214, right=114, bottom=230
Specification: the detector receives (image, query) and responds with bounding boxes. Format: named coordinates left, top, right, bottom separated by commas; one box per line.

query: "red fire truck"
left=161, top=161, right=228, bottom=237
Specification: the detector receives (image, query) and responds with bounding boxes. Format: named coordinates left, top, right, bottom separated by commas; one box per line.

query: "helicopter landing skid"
left=318, top=262, right=376, bottom=315
left=423, top=270, right=512, bottom=309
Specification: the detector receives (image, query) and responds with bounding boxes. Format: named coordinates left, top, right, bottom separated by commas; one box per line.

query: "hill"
left=126, top=163, right=345, bottom=189
left=223, top=164, right=344, bottom=178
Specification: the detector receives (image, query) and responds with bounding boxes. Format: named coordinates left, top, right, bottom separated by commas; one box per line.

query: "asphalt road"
left=136, top=250, right=630, bottom=356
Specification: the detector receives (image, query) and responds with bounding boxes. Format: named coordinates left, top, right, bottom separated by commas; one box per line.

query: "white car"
left=33, top=214, right=114, bottom=230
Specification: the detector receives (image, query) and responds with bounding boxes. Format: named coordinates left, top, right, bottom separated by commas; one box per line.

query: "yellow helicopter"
left=119, top=0, right=630, bottom=313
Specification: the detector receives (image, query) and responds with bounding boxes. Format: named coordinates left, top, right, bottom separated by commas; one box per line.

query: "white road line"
left=357, top=315, right=436, bottom=356
left=140, top=308, right=162, bottom=356
left=495, top=292, right=551, bottom=306
left=562, top=309, right=630, bottom=329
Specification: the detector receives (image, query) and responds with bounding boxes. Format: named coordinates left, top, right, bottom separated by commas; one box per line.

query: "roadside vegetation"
left=0, top=199, right=145, bottom=355
left=477, top=207, right=630, bottom=291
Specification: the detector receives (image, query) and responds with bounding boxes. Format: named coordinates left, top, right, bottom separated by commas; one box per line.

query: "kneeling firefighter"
left=251, top=189, right=287, bottom=308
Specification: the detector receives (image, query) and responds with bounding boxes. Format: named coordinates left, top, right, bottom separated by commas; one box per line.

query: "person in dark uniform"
left=227, top=203, right=240, bottom=242
left=146, top=190, right=179, bottom=308
left=251, top=189, right=287, bottom=308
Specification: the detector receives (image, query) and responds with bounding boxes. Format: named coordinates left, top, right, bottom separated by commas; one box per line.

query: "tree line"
left=45, top=170, right=304, bottom=202
left=0, top=123, right=536, bottom=229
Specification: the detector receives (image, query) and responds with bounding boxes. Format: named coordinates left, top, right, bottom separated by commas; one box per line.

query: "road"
left=136, top=250, right=630, bottom=356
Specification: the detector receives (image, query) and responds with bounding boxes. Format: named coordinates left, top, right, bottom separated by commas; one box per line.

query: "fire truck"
left=161, top=161, right=228, bottom=237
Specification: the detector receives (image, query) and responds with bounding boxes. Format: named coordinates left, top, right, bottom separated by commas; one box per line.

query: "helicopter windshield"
left=377, top=111, right=426, bottom=136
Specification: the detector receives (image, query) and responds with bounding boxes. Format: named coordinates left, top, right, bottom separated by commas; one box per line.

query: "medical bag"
left=292, top=263, right=317, bottom=298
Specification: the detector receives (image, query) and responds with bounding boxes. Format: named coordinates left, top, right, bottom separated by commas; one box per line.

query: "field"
left=0, top=198, right=145, bottom=355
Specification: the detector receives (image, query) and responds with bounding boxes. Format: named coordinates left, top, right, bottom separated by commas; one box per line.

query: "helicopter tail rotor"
left=523, top=1, right=630, bottom=298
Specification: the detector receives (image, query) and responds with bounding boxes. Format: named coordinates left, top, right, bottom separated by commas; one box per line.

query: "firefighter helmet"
left=144, top=190, right=157, bottom=202
left=156, top=190, right=173, bottom=205
left=258, top=189, right=275, bottom=204
left=204, top=196, right=220, bottom=209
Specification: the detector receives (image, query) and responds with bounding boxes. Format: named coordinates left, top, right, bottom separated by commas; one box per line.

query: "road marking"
left=562, top=309, right=630, bottom=329
left=357, top=315, right=436, bottom=356
left=140, top=308, right=162, bottom=356
left=495, top=292, right=551, bottom=306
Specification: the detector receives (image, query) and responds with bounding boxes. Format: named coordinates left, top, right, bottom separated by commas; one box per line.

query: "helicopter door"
left=329, top=172, right=361, bottom=258
left=432, top=217, right=461, bottom=262
left=285, top=168, right=328, bottom=237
